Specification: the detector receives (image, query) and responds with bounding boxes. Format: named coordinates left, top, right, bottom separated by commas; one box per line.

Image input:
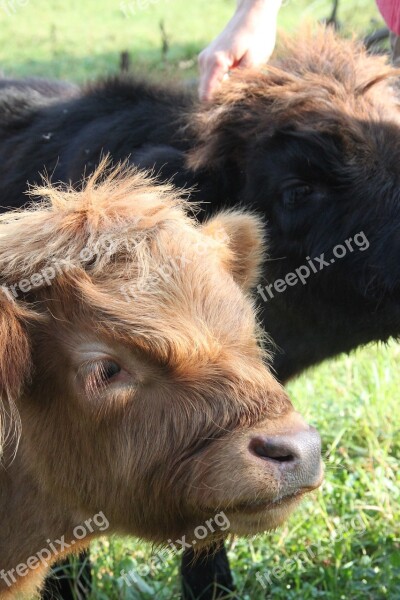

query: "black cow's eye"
left=100, top=360, right=121, bottom=381
left=282, top=185, right=313, bottom=209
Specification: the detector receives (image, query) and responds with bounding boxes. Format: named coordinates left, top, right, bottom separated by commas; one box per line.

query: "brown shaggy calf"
left=0, top=166, right=322, bottom=599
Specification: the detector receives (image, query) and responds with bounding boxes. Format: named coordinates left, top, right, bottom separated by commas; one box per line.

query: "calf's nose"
left=249, top=427, right=322, bottom=490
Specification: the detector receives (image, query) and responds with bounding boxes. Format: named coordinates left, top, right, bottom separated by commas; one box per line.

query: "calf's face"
left=0, top=168, right=322, bottom=546
left=189, top=27, right=400, bottom=377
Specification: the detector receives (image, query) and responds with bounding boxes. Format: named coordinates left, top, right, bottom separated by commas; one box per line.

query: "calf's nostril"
left=249, top=428, right=323, bottom=491
left=249, top=436, right=297, bottom=464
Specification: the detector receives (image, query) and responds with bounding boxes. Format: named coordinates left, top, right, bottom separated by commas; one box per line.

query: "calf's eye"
left=99, top=360, right=122, bottom=381
left=282, top=184, right=313, bottom=209
left=79, top=356, right=132, bottom=401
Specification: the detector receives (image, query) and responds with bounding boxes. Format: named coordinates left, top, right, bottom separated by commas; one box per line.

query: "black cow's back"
left=0, top=76, right=201, bottom=212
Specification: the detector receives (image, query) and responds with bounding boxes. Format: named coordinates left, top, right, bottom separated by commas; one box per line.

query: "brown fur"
left=0, top=164, right=321, bottom=598
left=188, top=27, right=400, bottom=172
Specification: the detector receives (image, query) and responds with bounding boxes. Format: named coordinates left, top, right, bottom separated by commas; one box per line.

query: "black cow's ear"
left=202, top=211, right=265, bottom=291
left=0, top=291, right=32, bottom=459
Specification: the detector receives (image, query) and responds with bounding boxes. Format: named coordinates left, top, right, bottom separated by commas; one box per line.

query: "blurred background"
left=0, top=0, right=390, bottom=81
left=0, top=1, right=399, bottom=599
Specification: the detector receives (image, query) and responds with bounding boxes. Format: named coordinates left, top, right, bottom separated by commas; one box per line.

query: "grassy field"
left=1, top=1, right=399, bottom=599
left=0, top=0, right=386, bottom=81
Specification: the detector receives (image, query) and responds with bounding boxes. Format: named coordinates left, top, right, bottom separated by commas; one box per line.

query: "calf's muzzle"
left=249, top=426, right=322, bottom=492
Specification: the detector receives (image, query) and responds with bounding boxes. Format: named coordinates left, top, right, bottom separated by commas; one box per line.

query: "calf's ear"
left=202, top=211, right=265, bottom=291
left=0, top=290, right=32, bottom=458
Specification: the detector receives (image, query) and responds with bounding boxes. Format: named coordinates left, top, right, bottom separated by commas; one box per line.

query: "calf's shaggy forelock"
left=0, top=165, right=322, bottom=599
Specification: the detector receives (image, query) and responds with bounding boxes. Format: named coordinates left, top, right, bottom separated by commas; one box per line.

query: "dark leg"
left=42, top=553, right=92, bottom=600
left=181, top=543, right=236, bottom=600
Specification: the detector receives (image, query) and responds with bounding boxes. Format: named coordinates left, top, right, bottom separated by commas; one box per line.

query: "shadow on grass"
left=0, top=44, right=200, bottom=82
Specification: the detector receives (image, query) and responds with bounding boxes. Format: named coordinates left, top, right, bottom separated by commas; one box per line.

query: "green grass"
left=0, top=0, right=386, bottom=81
left=1, top=1, right=398, bottom=598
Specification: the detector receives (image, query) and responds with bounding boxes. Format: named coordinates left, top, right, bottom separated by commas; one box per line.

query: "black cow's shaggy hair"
left=2, top=27, right=400, bottom=600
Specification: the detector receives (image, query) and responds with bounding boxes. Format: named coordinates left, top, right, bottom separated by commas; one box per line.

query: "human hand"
left=198, top=0, right=281, bottom=101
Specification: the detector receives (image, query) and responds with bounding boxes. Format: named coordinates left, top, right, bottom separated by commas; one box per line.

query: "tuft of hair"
left=0, top=158, right=193, bottom=285
left=188, top=25, right=400, bottom=171
left=274, top=25, right=398, bottom=90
